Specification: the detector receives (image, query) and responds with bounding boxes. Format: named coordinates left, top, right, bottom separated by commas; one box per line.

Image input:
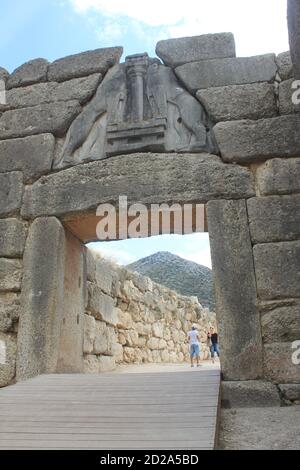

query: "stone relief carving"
left=55, top=53, right=218, bottom=168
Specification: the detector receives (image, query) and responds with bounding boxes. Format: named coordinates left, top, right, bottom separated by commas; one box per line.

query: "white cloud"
left=87, top=242, right=137, bottom=265
left=69, top=0, right=289, bottom=55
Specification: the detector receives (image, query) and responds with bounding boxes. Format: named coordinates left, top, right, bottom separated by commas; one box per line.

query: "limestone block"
left=21, top=154, right=255, bottom=220
left=0, top=134, right=55, bottom=183
left=112, top=342, right=123, bottom=363
left=0, top=259, right=22, bottom=292
left=156, top=33, right=236, bottom=67
left=0, top=67, right=9, bottom=83
left=264, top=342, right=300, bottom=383
left=221, top=380, right=281, bottom=408
left=118, top=332, right=126, bottom=346
left=0, top=332, right=17, bottom=387
left=288, top=0, right=300, bottom=79
left=208, top=199, right=263, bottom=380
left=116, top=308, right=133, bottom=330
left=135, top=322, right=151, bottom=337
left=276, top=51, right=294, bottom=80
left=197, top=83, right=277, bottom=122
left=256, top=158, right=300, bottom=196
left=87, top=283, right=117, bottom=326
left=0, top=293, right=20, bottom=333
left=132, top=274, right=153, bottom=293
left=278, top=384, right=300, bottom=401
left=171, top=329, right=179, bottom=343
left=98, top=355, right=116, bottom=372
left=136, top=336, right=147, bottom=348
left=0, top=101, right=81, bottom=139
left=93, top=321, right=115, bottom=355
left=279, top=79, right=300, bottom=115
left=83, top=355, right=99, bottom=374
left=147, top=337, right=160, bottom=350
left=0, top=219, right=28, bottom=258
left=83, top=314, right=96, bottom=354
left=169, top=351, right=178, bottom=363
left=123, top=347, right=136, bottom=363
left=214, top=115, right=300, bottom=163
left=152, top=350, right=162, bottom=363
left=0, top=172, right=23, bottom=217
left=3, top=74, right=101, bottom=109
left=176, top=54, right=277, bottom=92
left=247, top=195, right=300, bottom=244
left=159, top=339, right=168, bottom=350
left=260, top=303, right=300, bottom=343
left=7, top=59, right=49, bottom=89
left=124, top=330, right=139, bottom=348
left=48, top=47, right=123, bottom=82
left=152, top=322, right=164, bottom=338
left=95, top=260, right=115, bottom=295
left=16, top=218, right=65, bottom=380
left=253, top=241, right=300, bottom=299
left=159, top=350, right=168, bottom=362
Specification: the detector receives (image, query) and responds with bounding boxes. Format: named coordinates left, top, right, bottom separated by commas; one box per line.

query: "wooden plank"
left=0, top=366, right=220, bottom=450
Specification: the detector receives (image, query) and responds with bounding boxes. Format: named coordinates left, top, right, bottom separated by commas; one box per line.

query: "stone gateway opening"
left=0, top=32, right=299, bottom=411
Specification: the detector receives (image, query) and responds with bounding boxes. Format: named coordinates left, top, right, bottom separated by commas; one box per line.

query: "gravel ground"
left=218, top=407, right=300, bottom=450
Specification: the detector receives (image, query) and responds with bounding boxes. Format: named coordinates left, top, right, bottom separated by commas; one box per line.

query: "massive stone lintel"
left=55, top=53, right=217, bottom=167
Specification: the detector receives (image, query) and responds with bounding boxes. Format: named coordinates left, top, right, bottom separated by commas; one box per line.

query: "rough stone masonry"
left=0, top=31, right=299, bottom=406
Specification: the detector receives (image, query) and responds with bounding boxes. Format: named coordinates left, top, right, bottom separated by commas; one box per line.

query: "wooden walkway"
left=0, top=365, right=220, bottom=450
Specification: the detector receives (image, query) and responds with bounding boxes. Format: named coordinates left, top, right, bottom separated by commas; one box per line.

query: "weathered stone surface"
left=0, top=172, right=23, bottom=217
left=17, top=218, right=65, bottom=380
left=98, top=355, right=116, bottom=372
left=116, top=308, right=133, bottom=330
left=3, top=74, right=102, bottom=110
left=22, top=153, right=254, bottom=220
left=261, top=303, right=300, bottom=343
left=207, top=199, right=263, bottom=380
left=0, top=67, right=9, bottom=83
left=48, top=47, right=123, bottom=82
left=214, top=115, right=300, bottom=163
left=247, top=195, right=300, bottom=244
left=0, top=219, right=28, bottom=258
left=276, top=52, right=294, bottom=80
left=0, top=101, right=81, bottom=139
left=83, top=354, right=99, bottom=374
left=197, top=83, right=277, bottom=122
left=176, top=54, right=277, bottom=92
left=264, top=342, right=300, bottom=383
left=0, top=332, right=17, bottom=387
left=94, top=259, right=115, bottom=296
left=256, top=158, right=300, bottom=196
left=83, top=314, right=96, bottom=354
left=0, top=293, right=20, bottom=333
left=0, top=134, right=55, bottom=183
left=279, top=384, right=300, bottom=401
left=94, top=321, right=115, bottom=356
left=56, top=230, right=85, bottom=374
left=279, top=79, right=300, bottom=115
left=156, top=33, right=236, bottom=67
left=221, top=380, right=280, bottom=408
left=253, top=241, right=300, bottom=300
left=87, top=283, right=117, bottom=326
left=0, top=259, right=22, bottom=292
left=7, top=59, right=49, bottom=89
left=288, top=0, right=300, bottom=79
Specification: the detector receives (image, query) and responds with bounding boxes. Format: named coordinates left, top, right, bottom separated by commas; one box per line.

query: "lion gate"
left=0, top=32, right=299, bottom=405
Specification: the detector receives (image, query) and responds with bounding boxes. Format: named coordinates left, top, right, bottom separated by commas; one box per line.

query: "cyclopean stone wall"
left=83, top=251, right=216, bottom=373
left=0, top=33, right=299, bottom=403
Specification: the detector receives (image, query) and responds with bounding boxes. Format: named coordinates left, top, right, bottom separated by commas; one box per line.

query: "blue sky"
left=0, top=1, right=290, bottom=267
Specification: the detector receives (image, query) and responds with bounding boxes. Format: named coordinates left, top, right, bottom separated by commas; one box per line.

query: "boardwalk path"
left=0, top=364, right=220, bottom=450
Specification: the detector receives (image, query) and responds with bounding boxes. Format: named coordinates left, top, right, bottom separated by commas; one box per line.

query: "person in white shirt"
left=187, top=324, right=201, bottom=368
